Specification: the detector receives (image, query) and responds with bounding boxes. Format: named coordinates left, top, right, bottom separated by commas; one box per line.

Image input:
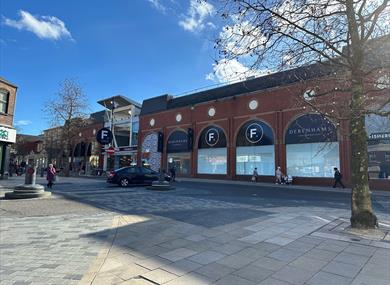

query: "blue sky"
left=1, top=0, right=246, bottom=135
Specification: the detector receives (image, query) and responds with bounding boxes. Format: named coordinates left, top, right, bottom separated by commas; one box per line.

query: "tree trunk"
left=349, top=77, right=377, bottom=229
left=62, top=142, right=71, bottom=177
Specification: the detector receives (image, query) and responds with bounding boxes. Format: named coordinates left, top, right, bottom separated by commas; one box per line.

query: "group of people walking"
left=252, top=166, right=345, bottom=188
left=251, top=166, right=292, bottom=185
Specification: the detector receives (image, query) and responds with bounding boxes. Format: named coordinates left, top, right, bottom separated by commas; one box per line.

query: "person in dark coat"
left=333, top=167, right=345, bottom=188
left=46, top=164, right=56, bottom=189
left=170, top=165, right=176, bottom=182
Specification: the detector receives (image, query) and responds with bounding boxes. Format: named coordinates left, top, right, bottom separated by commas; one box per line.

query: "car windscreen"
left=141, top=168, right=155, bottom=174
left=117, top=167, right=138, bottom=174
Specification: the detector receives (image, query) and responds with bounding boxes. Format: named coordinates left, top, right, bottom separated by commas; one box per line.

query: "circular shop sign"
left=245, top=123, right=264, bottom=143
left=96, top=128, right=113, bottom=145
left=205, top=128, right=220, bottom=147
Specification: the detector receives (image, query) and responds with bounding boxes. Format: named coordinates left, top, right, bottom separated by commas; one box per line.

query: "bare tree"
left=213, top=0, right=390, bottom=228
left=43, top=79, right=89, bottom=176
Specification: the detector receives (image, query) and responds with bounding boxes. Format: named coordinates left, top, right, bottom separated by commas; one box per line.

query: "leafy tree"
left=214, top=0, right=389, bottom=228
left=43, top=79, right=89, bottom=176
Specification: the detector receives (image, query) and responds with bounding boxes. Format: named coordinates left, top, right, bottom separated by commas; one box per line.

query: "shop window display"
left=366, top=114, right=390, bottom=179
left=198, top=148, right=227, bottom=174
left=236, top=120, right=275, bottom=175
left=236, top=146, right=274, bottom=175
left=285, top=114, right=340, bottom=178
left=286, top=142, right=339, bottom=177
left=197, top=126, right=227, bottom=175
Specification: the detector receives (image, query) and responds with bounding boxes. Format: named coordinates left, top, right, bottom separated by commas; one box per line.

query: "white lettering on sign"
left=205, top=128, right=219, bottom=147
left=245, top=123, right=263, bottom=143
left=101, top=130, right=108, bottom=139
left=250, top=128, right=257, bottom=139
left=369, top=133, right=390, bottom=139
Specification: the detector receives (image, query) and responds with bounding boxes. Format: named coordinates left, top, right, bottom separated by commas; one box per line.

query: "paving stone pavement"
left=1, top=176, right=390, bottom=285
left=0, top=213, right=116, bottom=285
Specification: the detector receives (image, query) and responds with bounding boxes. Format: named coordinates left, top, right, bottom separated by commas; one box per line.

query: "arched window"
left=236, top=120, right=275, bottom=175
left=285, top=114, right=339, bottom=177
left=197, top=126, right=227, bottom=174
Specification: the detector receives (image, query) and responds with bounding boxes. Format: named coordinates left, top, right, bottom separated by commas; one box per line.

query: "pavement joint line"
left=138, top=275, right=161, bottom=285
left=77, top=215, right=120, bottom=285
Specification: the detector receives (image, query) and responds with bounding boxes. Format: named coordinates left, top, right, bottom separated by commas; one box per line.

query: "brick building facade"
left=0, top=77, right=17, bottom=179
left=138, top=65, right=389, bottom=190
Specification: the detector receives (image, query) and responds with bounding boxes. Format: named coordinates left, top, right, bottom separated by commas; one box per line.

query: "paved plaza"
left=0, top=176, right=389, bottom=285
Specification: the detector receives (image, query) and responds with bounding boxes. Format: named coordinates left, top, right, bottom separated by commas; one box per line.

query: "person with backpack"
left=333, top=167, right=345, bottom=188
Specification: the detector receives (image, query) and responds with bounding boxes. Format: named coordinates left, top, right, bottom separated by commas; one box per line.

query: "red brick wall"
left=138, top=79, right=389, bottom=191
left=0, top=79, right=17, bottom=127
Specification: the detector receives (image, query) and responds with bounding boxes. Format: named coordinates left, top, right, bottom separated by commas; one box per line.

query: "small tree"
left=43, top=79, right=89, bottom=176
left=213, top=0, right=390, bottom=228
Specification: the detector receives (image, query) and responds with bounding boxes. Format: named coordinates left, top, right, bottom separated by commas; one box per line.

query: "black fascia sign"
left=285, top=114, right=337, bottom=144
left=167, top=131, right=189, bottom=153
left=96, top=128, right=113, bottom=145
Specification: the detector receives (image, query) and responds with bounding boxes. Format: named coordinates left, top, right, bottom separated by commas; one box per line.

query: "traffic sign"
left=106, top=146, right=115, bottom=155
left=96, top=128, right=113, bottom=145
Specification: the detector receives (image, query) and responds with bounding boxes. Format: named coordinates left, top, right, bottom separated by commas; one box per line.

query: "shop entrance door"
left=167, top=153, right=191, bottom=176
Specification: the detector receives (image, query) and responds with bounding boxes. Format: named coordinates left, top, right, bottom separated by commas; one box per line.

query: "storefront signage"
left=246, top=123, right=263, bottom=143
left=237, top=120, right=274, bottom=146
left=285, top=114, right=337, bottom=144
left=198, top=126, right=227, bottom=148
left=0, top=126, right=16, bottom=143
left=96, top=128, right=113, bottom=145
left=368, top=132, right=390, bottom=145
left=369, top=132, right=390, bottom=139
left=167, top=131, right=189, bottom=153
left=206, top=128, right=220, bottom=147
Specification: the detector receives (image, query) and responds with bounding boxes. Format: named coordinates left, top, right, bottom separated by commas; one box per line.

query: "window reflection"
left=197, top=148, right=227, bottom=174
left=236, top=145, right=275, bottom=175
left=286, top=142, right=339, bottom=177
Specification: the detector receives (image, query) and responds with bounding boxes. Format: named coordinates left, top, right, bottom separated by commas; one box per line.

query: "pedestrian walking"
left=46, top=164, right=56, bottom=189
left=252, top=167, right=259, bottom=182
left=170, top=165, right=176, bottom=182
left=275, top=166, right=283, bottom=184
left=333, top=167, right=345, bottom=188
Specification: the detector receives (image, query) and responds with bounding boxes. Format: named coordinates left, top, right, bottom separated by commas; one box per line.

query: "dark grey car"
left=107, top=166, right=171, bottom=187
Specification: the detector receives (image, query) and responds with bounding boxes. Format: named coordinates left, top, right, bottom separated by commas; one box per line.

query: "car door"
left=123, top=167, right=139, bottom=184
left=141, top=167, right=158, bottom=185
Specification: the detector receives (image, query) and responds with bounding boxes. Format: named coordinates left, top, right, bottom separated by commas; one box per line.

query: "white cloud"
left=219, top=20, right=267, bottom=57
left=14, top=120, right=32, bottom=126
left=4, top=10, right=73, bottom=41
left=206, top=59, right=266, bottom=83
left=148, top=0, right=167, bottom=13
left=179, top=0, right=214, bottom=32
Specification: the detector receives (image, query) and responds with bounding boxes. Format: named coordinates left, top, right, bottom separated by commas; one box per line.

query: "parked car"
left=107, top=166, right=171, bottom=187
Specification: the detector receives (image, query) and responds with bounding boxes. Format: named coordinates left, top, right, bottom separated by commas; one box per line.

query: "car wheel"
left=119, top=178, right=129, bottom=187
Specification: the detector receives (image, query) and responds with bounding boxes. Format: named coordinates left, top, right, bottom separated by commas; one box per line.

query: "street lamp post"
left=129, top=109, right=132, bottom=147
